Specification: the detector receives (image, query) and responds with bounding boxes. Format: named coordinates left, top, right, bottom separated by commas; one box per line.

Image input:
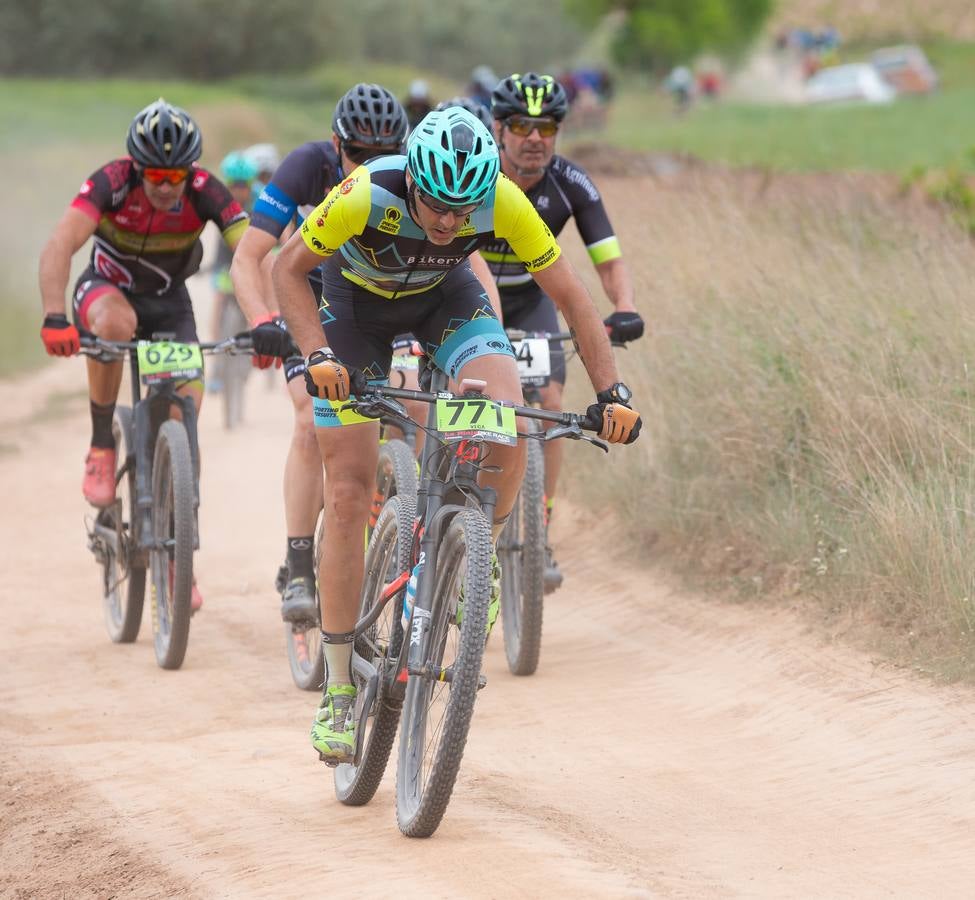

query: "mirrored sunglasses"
left=143, top=167, right=189, bottom=185
left=506, top=116, right=559, bottom=138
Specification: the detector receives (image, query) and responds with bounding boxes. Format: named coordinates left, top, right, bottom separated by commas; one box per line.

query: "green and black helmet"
left=491, top=73, right=568, bottom=122
left=126, top=98, right=202, bottom=168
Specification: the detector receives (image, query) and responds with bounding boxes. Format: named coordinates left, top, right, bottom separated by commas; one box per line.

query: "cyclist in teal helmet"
left=272, top=106, right=642, bottom=765
left=210, top=151, right=259, bottom=354
left=220, top=150, right=259, bottom=188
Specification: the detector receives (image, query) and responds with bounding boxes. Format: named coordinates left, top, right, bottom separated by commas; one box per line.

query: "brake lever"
left=342, top=395, right=409, bottom=421
left=542, top=423, right=609, bottom=452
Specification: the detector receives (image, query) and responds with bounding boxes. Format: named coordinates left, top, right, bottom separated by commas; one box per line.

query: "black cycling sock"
left=287, top=536, right=315, bottom=580
left=90, top=401, right=116, bottom=449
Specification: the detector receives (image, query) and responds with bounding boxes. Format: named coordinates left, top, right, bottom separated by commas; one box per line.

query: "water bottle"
left=402, top=552, right=425, bottom=631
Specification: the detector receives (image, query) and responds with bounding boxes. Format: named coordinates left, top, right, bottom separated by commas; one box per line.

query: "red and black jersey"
left=71, top=158, right=249, bottom=296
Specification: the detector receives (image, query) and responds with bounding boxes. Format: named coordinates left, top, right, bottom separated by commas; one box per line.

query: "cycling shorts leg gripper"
left=311, top=379, right=386, bottom=429
left=432, top=317, right=515, bottom=380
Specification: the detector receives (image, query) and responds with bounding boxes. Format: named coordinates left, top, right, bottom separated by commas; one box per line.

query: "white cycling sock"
left=322, top=634, right=353, bottom=687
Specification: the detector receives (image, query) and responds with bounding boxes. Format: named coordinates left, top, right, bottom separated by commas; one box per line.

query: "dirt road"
left=5, top=237, right=975, bottom=897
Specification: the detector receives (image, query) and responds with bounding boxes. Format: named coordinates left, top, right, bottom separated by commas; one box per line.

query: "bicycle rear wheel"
left=284, top=511, right=325, bottom=691
left=335, top=492, right=415, bottom=806
left=100, top=405, right=147, bottom=643
left=499, top=435, right=546, bottom=675
left=149, top=419, right=195, bottom=670
left=396, top=507, right=492, bottom=838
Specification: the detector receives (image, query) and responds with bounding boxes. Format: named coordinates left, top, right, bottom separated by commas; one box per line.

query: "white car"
left=805, top=63, right=897, bottom=105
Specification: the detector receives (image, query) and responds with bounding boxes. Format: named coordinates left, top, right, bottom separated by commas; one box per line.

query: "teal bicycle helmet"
left=219, top=151, right=258, bottom=184
left=406, top=108, right=499, bottom=207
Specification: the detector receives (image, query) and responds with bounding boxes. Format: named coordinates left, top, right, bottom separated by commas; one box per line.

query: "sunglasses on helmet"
left=142, top=167, right=190, bottom=185
left=505, top=116, right=559, bottom=138
left=415, top=188, right=481, bottom=218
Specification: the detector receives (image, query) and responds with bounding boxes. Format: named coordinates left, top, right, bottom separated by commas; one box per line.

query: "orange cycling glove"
left=587, top=401, right=642, bottom=444
left=304, top=348, right=365, bottom=402
left=41, top=314, right=80, bottom=357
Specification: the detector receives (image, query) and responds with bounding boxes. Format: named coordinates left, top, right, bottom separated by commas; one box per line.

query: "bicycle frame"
left=82, top=334, right=252, bottom=556
left=347, top=361, right=606, bottom=723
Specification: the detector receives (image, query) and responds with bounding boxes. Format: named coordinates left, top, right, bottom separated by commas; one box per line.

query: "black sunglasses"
left=342, top=143, right=401, bottom=166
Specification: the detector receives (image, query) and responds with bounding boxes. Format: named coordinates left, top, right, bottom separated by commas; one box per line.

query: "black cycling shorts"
left=72, top=268, right=199, bottom=344
left=317, top=261, right=513, bottom=383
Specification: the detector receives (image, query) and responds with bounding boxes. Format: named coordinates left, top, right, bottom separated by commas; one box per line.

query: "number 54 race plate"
left=512, top=338, right=551, bottom=386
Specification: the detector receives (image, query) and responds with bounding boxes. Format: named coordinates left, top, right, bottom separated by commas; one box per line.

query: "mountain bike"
left=281, top=351, right=420, bottom=693
left=499, top=328, right=626, bottom=676
left=81, top=333, right=253, bottom=670
left=329, top=358, right=607, bottom=837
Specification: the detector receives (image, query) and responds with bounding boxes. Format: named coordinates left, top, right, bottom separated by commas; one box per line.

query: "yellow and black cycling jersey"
left=299, top=155, right=561, bottom=300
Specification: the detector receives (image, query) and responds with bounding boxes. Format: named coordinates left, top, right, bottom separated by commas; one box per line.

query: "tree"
left=562, top=0, right=772, bottom=72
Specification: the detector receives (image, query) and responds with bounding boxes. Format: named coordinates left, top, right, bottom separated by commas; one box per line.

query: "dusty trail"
left=4, top=237, right=975, bottom=898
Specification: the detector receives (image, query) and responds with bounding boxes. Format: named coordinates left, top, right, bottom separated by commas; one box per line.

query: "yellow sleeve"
left=493, top=173, right=561, bottom=273
left=300, top=169, right=371, bottom=257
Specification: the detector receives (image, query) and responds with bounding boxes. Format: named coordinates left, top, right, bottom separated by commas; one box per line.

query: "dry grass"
left=769, top=0, right=975, bottom=42
left=561, top=161, right=975, bottom=679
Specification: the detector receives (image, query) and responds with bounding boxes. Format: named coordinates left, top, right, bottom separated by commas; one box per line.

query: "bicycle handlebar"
left=505, top=328, right=627, bottom=349
left=79, top=334, right=254, bottom=360
left=347, top=383, right=609, bottom=451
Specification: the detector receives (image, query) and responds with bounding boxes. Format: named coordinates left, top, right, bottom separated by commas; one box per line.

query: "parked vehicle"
left=805, top=63, right=896, bottom=105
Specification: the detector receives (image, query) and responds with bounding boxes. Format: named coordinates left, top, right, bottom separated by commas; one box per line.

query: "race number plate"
left=512, top=338, right=551, bottom=386
left=136, top=341, right=203, bottom=385
left=436, top=397, right=517, bottom=446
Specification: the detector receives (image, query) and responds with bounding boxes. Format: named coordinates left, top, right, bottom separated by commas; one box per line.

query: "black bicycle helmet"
left=435, top=96, right=494, bottom=131
left=126, top=98, right=202, bottom=168
left=491, top=72, right=568, bottom=122
left=332, top=83, right=408, bottom=149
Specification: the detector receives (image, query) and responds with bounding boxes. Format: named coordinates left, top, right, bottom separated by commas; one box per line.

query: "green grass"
left=583, top=40, right=975, bottom=172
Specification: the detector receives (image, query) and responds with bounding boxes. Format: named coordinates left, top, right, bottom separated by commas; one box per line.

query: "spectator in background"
left=404, top=79, right=433, bottom=129
left=467, top=64, right=498, bottom=110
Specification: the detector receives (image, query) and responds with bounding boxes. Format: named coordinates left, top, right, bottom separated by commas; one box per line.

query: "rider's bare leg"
left=286, top=378, right=325, bottom=533
left=315, top=421, right=381, bottom=635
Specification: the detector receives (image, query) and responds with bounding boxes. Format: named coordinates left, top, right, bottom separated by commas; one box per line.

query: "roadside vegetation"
left=563, top=166, right=975, bottom=680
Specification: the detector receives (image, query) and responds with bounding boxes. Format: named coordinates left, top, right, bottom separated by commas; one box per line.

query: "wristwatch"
left=597, top=382, right=633, bottom=405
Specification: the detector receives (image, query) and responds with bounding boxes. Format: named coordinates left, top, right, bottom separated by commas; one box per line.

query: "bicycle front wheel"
left=149, top=419, right=195, bottom=670
left=499, top=435, right=546, bottom=675
left=396, top=508, right=492, bottom=838
left=335, top=492, right=415, bottom=806
left=101, top=405, right=146, bottom=643
left=367, top=438, right=418, bottom=542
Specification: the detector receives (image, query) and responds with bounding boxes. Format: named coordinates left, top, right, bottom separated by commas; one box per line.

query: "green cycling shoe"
left=310, top=683, right=357, bottom=763
left=456, top=552, right=501, bottom=636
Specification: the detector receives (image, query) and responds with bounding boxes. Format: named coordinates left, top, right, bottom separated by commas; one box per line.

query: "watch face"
left=614, top=383, right=632, bottom=403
